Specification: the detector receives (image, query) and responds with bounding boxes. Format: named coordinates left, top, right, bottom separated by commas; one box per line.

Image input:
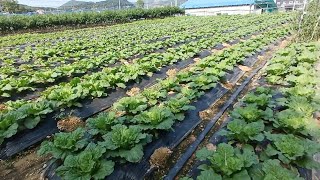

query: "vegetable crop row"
left=0, top=15, right=253, bottom=91
left=185, top=42, right=320, bottom=179
left=0, top=16, right=216, bottom=64
left=37, top=25, right=291, bottom=180
left=0, top=16, right=290, bottom=146
left=0, top=16, right=219, bottom=77
left=0, top=15, right=274, bottom=99
left=0, top=16, right=201, bottom=48
left=0, top=7, right=184, bottom=34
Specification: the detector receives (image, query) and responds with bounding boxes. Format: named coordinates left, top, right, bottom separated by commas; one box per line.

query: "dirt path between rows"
left=0, top=147, right=49, bottom=180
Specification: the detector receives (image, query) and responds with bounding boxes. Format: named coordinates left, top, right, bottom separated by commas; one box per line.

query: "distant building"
left=180, top=0, right=277, bottom=16
left=36, top=9, right=45, bottom=14
left=275, top=0, right=305, bottom=10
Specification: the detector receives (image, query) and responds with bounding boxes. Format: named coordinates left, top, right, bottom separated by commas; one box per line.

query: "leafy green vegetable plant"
left=99, top=125, right=152, bottom=162
left=265, top=132, right=320, bottom=169
left=243, top=88, right=273, bottom=110
left=86, top=112, right=119, bottom=136
left=38, top=128, right=88, bottom=159
left=196, top=143, right=258, bottom=178
left=130, top=106, right=174, bottom=130
left=165, top=96, right=196, bottom=121
left=231, top=104, right=265, bottom=122
left=249, top=160, right=303, bottom=180
left=56, top=143, right=115, bottom=180
left=113, top=96, right=148, bottom=115
left=142, top=88, right=167, bottom=105
left=220, top=119, right=265, bottom=143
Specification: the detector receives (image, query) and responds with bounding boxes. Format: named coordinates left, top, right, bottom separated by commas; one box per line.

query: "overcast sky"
left=18, top=0, right=137, bottom=8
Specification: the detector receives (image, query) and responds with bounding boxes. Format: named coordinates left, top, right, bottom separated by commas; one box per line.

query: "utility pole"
left=119, top=0, right=121, bottom=10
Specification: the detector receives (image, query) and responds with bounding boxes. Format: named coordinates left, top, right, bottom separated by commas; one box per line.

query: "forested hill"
left=59, top=0, right=134, bottom=9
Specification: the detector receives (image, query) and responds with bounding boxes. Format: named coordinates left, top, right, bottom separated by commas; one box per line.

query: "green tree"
left=136, top=0, right=144, bottom=8
left=0, top=0, right=20, bottom=13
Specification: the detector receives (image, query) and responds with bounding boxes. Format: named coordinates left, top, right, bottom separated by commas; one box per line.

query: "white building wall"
left=185, top=5, right=262, bottom=16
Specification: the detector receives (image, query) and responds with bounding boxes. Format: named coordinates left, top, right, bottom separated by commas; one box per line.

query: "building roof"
left=180, top=0, right=255, bottom=9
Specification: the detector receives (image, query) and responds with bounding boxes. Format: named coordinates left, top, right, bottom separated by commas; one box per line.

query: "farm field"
left=169, top=41, right=320, bottom=180
left=0, top=12, right=319, bottom=180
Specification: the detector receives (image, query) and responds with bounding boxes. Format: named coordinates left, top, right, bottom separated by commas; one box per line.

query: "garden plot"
left=169, top=41, right=320, bottom=180
left=0, top=13, right=296, bottom=180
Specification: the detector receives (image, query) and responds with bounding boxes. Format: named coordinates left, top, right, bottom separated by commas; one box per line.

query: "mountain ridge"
left=59, top=0, right=134, bottom=9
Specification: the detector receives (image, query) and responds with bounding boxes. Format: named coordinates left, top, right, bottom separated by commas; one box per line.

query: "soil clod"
left=150, top=147, right=173, bottom=168
left=126, top=87, right=140, bottom=97
left=57, top=116, right=84, bottom=132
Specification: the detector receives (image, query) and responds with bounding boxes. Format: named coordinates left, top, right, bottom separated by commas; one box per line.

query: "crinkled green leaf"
left=197, top=169, right=222, bottom=180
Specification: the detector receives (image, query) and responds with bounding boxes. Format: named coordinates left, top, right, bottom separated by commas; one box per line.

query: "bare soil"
left=57, top=116, right=85, bottom=132
left=0, top=147, right=50, bottom=180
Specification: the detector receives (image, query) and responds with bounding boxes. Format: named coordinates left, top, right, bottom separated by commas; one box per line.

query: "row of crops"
left=180, top=42, right=320, bottom=179
left=0, top=7, right=183, bottom=33
left=0, top=13, right=291, bottom=148
left=1, top=16, right=223, bottom=97
left=2, top=12, right=318, bottom=180
left=39, top=26, right=292, bottom=180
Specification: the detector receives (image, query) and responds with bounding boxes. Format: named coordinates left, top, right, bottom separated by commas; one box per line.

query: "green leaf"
left=180, top=177, right=193, bottom=180
left=115, top=144, right=144, bottom=163
left=296, top=156, right=320, bottom=170
left=2, top=84, right=12, bottom=91
left=264, top=144, right=279, bottom=157
left=196, top=147, right=215, bottom=161
left=174, top=113, right=185, bottom=121
left=24, top=116, right=41, bottom=129
left=228, top=170, right=250, bottom=180
left=116, top=83, right=126, bottom=89
left=240, top=145, right=259, bottom=167
left=92, top=160, right=115, bottom=180
left=1, top=92, right=11, bottom=97
left=248, top=164, right=264, bottom=180
left=1, top=123, right=19, bottom=139
left=197, top=169, right=222, bottom=180
left=262, top=160, right=303, bottom=180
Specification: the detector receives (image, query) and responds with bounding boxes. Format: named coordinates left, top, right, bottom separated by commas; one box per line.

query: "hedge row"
left=0, top=7, right=184, bottom=33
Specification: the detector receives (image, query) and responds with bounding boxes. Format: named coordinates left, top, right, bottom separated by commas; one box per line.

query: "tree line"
left=0, top=0, right=30, bottom=13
